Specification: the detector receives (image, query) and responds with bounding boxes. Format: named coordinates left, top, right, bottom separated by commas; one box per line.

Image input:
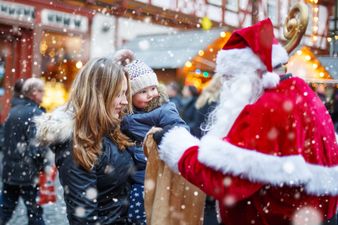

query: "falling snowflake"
left=292, top=206, right=322, bottom=225
left=282, top=161, right=295, bottom=174
left=144, top=179, right=155, bottom=190
left=283, top=100, right=293, bottom=112
left=138, top=40, right=150, bottom=51
left=223, top=195, right=236, bottom=206
left=223, top=177, right=232, bottom=187
left=75, top=207, right=86, bottom=218
left=85, top=187, right=97, bottom=200
left=267, top=127, right=278, bottom=140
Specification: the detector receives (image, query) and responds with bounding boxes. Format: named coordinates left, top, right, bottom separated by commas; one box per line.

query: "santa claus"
left=155, top=18, right=338, bottom=225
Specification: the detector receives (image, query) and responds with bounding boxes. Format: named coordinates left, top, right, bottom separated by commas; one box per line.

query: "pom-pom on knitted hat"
left=113, top=49, right=135, bottom=66
left=113, top=49, right=158, bottom=94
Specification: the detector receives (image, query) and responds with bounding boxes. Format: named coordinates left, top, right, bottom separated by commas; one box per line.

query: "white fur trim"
left=158, top=126, right=200, bottom=172
left=199, top=135, right=311, bottom=186
left=305, top=165, right=338, bottom=195
left=262, top=72, right=280, bottom=89
left=198, top=135, right=338, bottom=196
left=216, top=44, right=288, bottom=77
left=34, top=105, right=74, bottom=146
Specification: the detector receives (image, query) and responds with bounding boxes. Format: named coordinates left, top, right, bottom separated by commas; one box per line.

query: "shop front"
left=0, top=0, right=91, bottom=123
left=0, top=1, right=35, bottom=123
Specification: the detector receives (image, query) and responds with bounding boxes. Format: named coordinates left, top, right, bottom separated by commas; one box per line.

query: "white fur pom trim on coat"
left=34, top=106, right=74, bottom=146
left=198, top=135, right=338, bottom=196
left=262, top=71, right=280, bottom=89
left=158, top=126, right=200, bottom=173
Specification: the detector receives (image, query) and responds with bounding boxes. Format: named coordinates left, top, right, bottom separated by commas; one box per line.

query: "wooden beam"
left=59, top=0, right=224, bottom=29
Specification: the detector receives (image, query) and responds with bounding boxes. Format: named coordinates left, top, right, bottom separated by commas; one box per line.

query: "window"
left=40, top=31, right=86, bottom=110
left=226, top=0, right=238, bottom=11
left=207, top=0, right=238, bottom=11
left=267, top=0, right=277, bottom=24
left=207, top=0, right=222, bottom=7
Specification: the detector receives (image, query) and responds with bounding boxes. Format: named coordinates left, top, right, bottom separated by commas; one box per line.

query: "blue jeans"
left=0, top=183, right=45, bottom=225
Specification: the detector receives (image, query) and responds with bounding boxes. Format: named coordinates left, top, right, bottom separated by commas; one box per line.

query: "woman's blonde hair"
left=68, top=57, right=133, bottom=171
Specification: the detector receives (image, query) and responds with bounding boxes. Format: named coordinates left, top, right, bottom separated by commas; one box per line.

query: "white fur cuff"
left=198, top=135, right=311, bottom=186
left=158, top=127, right=200, bottom=173
left=198, top=135, right=338, bottom=196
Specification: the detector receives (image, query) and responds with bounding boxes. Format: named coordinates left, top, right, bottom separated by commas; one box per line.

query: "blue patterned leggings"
left=128, top=184, right=146, bottom=225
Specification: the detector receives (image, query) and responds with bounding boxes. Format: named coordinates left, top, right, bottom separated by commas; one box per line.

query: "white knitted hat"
left=125, top=59, right=158, bottom=94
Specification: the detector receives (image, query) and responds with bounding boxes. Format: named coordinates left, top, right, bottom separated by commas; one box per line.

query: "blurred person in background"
left=331, top=89, right=338, bottom=133
left=11, top=78, right=26, bottom=108
left=166, top=81, right=182, bottom=111
left=180, top=85, right=199, bottom=133
left=0, top=78, right=26, bottom=152
left=0, top=77, right=47, bottom=225
left=193, top=74, right=222, bottom=139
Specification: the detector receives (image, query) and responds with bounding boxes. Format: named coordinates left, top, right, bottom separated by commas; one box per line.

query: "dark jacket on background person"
left=2, top=97, right=46, bottom=185
left=0, top=96, right=26, bottom=152
left=180, top=96, right=198, bottom=133
left=10, top=96, right=26, bottom=108
left=121, top=99, right=188, bottom=184
left=192, top=101, right=218, bottom=138
left=34, top=107, right=134, bottom=225
left=0, top=124, right=4, bottom=152
left=169, top=95, right=182, bottom=112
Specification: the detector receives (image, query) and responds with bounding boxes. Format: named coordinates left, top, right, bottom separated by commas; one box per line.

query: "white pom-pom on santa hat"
left=262, top=71, right=280, bottom=89
left=113, top=49, right=135, bottom=66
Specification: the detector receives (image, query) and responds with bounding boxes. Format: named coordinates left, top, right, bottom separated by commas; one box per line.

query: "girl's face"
left=112, top=75, right=128, bottom=118
left=132, top=85, right=159, bottom=109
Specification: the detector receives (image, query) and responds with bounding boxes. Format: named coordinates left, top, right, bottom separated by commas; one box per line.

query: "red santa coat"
left=158, top=77, right=338, bottom=225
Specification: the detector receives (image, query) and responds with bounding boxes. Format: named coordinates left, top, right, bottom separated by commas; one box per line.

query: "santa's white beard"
left=204, top=73, right=263, bottom=138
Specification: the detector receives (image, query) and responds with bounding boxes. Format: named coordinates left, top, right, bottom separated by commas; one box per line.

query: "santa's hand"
left=152, top=125, right=174, bottom=145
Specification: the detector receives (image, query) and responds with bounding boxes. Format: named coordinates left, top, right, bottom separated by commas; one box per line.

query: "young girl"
left=118, top=50, right=188, bottom=225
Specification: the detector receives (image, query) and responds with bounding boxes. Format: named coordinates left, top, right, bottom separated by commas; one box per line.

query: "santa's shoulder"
left=257, top=76, right=315, bottom=107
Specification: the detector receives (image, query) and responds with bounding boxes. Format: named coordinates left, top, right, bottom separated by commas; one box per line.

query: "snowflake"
left=292, top=206, right=322, bottom=225
left=75, top=207, right=86, bottom=218
left=86, top=187, right=97, bottom=200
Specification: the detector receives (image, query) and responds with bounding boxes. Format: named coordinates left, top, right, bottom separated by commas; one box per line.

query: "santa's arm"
left=158, top=127, right=262, bottom=202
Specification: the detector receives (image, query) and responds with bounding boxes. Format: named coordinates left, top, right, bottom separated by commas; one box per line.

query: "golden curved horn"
left=283, top=2, right=309, bottom=53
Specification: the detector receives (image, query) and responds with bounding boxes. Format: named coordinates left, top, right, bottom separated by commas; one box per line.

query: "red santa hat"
left=216, top=18, right=288, bottom=89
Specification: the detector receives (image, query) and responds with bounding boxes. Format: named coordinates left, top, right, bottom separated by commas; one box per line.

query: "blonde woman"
left=34, top=57, right=134, bottom=225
